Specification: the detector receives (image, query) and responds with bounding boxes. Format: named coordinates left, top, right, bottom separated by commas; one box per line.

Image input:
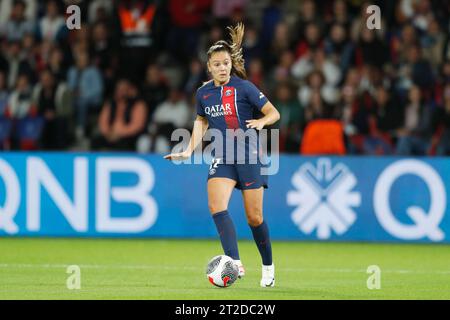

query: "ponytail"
left=207, top=23, right=247, bottom=80
left=227, top=23, right=247, bottom=79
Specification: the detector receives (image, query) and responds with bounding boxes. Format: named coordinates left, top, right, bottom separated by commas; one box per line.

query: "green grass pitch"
left=1, top=238, right=449, bottom=300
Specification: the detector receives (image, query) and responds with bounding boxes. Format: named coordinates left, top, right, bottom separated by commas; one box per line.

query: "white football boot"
left=234, top=260, right=245, bottom=279
left=260, top=264, right=275, bottom=287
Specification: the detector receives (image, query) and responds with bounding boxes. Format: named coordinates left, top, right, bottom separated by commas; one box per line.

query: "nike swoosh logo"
left=245, top=182, right=256, bottom=187
left=203, top=94, right=213, bottom=99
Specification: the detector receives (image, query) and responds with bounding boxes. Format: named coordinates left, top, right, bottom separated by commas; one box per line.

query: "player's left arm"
left=246, top=101, right=280, bottom=131
left=244, top=81, right=280, bottom=130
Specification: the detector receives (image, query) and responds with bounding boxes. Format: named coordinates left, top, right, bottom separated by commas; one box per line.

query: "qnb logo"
left=0, top=157, right=158, bottom=235
left=373, top=160, right=446, bottom=241
left=0, top=159, right=20, bottom=234
left=287, top=158, right=361, bottom=239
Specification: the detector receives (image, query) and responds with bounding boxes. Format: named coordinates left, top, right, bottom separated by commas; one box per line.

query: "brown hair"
left=207, top=23, right=247, bottom=79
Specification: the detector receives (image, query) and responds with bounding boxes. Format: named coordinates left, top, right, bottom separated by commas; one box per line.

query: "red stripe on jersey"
left=222, top=86, right=240, bottom=129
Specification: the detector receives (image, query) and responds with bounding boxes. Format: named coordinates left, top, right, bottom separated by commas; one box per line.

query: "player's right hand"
left=163, top=151, right=191, bottom=161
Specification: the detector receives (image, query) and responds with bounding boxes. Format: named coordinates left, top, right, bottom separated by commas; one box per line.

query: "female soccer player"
left=164, top=23, right=280, bottom=287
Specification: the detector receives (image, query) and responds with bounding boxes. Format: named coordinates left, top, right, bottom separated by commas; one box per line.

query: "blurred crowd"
left=0, top=0, right=450, bottom=155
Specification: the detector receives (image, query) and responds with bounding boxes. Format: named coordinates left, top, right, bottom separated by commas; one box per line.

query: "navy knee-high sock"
left=250, top=221, right=272, bottom=266
left=213, top=210, right=240, bottom=260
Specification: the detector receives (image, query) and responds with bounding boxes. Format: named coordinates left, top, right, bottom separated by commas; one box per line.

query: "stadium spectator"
left=198, top=22, right=225, bottom=63
left=294, top=22, right=323, bottom=60
left=148, top=87, right=191, bottom=153
left=265, top=21, right=292, bottom=68
left=273, top=81, right=302, bottom=153
left=363, top=86, right=400, bottom=155
left=114, top=0, right=159, bottom=82
left=298, top=69, right=339, bottom=107
left=7, top=73, right=34, bottom=119
left=433, top=84, right=450, bottom=155
left=32, top=69, right=72, bottom=149
left=344, top=90, right=376, bottom=154
left=409, top=0, right=434, bottom=32
left=0, top=0, right=37, bottom=28
left=0, top=48, right=7, bottom=75
left=212, top=0, right=247, bottom=25
left=69, top=22, right=90, bottom=55
left=90, top=21, right=117, bottom=98
left=6, top=72, right=44, bottom=150
left=247, top=58, right=265, bottom=90
left=94, top=79, right=147, bottom=151
left=421, top=20, right=446, bottom=71
left=67, top=49, right=103, bottom=139
left=1, top=0, right=35, bottom=42
left=433, top=60, right=450, bottom=106
left=0, top=71, right=9, bottom=116
left=88, top=0, right=114, bottom=24
left=324, top=23, right=354, bottom=73
left=3, top=40, right=34, bottom=89
left=398, top=0, right=417, bottom=23
left=355, top=28, right=389, bottom=67
left=398, top=45, right=434, bottom=94
left=391, top=23, right=418, bottom=65
left=20, top=33, right=35, bottom=65
left=227, top=4, right=246, bottom=26
left=304, top=90, right=335, bottom=123
left=167, top=0, right=212, bottom=62
left=36, top=0, right=67, bottom=43
left=396, top=85, right=433, bottom=155
left=260, top=0, right=283, bottom=52
left=141, top=63, right=169, bottom=124
left=358, top=64, right=383, bottom=96
left=291, top=0, right=322, bottom=45
left=326, top=0, right=351, bottom=32
left=47, top=46, right=67, bottom=83
left=183, top=57, right=208, bottom=97
left=242, top=23, right=262, bottom=69
left=340, top=70, right=361, bottom=153
left=292, top=48, right=341, bottom=87
left=271, top=49, right=295, bottom=85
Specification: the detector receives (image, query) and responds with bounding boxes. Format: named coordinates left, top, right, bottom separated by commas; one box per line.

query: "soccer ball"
left=206, top=255, right=239, bottom=287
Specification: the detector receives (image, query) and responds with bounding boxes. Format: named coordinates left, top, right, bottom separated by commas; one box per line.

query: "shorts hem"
left=237, top=183, right=268, bottom=191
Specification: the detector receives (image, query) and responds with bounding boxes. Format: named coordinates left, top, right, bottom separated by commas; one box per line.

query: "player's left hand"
left=246, top=119, right=266, bottom=131
left=163, top=151, right=191, bottom=161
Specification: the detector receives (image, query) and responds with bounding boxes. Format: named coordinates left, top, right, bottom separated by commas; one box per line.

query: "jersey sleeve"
left=245, top=81, right=269, bottom=111
left=195, top=89, right=205, bottom=117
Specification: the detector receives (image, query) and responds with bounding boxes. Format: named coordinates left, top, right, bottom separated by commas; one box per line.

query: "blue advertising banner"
left=0, top=153, right=449, bottom=242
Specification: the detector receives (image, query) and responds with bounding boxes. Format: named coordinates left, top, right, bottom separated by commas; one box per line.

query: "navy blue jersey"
left=196, top=76, right=269, bottom=163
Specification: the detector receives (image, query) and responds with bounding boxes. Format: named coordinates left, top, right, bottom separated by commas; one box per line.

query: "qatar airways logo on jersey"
left=205, top=104, right=233, bottom=118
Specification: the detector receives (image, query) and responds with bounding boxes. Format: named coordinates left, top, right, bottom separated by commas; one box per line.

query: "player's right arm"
left=164, top=115, right=209, bottom=160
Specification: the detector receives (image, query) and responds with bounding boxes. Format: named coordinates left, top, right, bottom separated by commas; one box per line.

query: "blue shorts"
left=207, top=158, right=268, bottom=190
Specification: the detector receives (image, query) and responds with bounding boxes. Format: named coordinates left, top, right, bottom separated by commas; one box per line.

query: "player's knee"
left=208, top=202, right=227, bottom=215
left=246, top=213, right=263, bottom=227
